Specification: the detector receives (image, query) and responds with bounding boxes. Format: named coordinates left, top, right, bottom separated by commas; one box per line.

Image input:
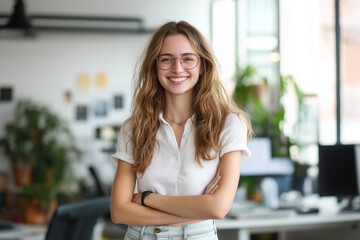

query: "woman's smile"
left=167, top=76, right=189, bottom=85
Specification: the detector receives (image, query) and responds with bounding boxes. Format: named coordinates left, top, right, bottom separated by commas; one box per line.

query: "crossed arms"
left=110, top=150, right=242, bottom=226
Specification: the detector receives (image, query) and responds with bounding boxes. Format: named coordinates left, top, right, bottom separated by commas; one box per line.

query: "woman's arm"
left=133, top=151, right=242, bottom=220
left=110, top=160, right=194, bottom=226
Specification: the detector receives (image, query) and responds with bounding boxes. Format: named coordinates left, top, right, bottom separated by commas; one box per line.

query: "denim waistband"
left=127, top=220, right=217, bottom=239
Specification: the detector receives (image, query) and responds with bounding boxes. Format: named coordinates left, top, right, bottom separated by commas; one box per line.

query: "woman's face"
left=157, top=34, right=201, bottom=98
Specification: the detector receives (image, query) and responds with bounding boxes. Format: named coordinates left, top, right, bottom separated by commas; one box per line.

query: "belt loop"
left=183, top=224, right=188, bottom=240
left=139, top=226, right=146, bottom=240
left=213, top=219, right=217, bottom=235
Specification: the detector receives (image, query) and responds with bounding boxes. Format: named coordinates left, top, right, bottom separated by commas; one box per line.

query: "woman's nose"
left=172, top=58, right=183, bottom=74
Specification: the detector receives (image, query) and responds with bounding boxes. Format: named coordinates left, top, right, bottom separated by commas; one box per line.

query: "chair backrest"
left=45, top=196, right=110, bottom=240
left=89, top=166, right=109, bottom=196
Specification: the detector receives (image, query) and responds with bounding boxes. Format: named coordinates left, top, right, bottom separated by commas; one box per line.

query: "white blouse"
left=111, top=112, right=251, bottom=196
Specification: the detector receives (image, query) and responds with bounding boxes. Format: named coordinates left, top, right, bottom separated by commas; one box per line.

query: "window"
left=340, top=0, right=360, bottom=143
left=211, top=0, right=236, bottom=91
left=211, top=0, right=359, bottom=166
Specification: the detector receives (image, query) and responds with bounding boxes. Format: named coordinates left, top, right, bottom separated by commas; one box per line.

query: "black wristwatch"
left=141, top=191, right=153, bottom=207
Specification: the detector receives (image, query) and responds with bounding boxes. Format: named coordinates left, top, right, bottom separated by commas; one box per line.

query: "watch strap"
left=141, top=191, right=153, bottom=207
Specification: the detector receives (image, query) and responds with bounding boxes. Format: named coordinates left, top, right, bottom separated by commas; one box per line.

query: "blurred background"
left=0, top=0, right=359, bottom=239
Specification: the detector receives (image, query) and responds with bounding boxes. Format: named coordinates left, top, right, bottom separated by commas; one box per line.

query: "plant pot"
left=23, top=201, right=47, bottom=224
left=46, top=198, right=58, bottom=222
left=23, top=198, right=57, bottom=224
left=12, top=164, right=32, bottom=186
left=251, top=84, right=267, bottom=100
left=248, top=189, right=263, bottom=203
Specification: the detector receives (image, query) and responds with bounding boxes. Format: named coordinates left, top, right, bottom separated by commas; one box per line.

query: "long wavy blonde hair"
left=129, top=21, right=252, bottom=174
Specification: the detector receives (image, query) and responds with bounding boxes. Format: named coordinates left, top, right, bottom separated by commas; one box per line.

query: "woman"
left=111, top=21, right=252, bottom=240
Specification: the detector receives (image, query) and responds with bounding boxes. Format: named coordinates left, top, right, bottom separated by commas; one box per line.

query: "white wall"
left=0, top=0, right=211, bottom=183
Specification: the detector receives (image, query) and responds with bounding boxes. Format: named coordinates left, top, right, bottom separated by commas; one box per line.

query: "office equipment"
left=0, top=220, right=14, bottom=231
left=216, top=211, right=360, bottom=240
left=318, top=144, right=360, bottom=212
left=45, top=196, right=110, bottom=240
left=241, top=138, right=294, bottom=176
left=228, top=205, right=297, bottom=220
left=0, top=0, right=154, bottom=36
left=318, top=145, right=360, bottom=197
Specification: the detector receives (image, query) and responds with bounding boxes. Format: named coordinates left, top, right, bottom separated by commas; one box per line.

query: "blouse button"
left=154, top=228, right=161, bottom=233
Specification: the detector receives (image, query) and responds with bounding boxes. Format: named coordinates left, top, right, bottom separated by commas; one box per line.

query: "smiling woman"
left=156, top=34, right=201, bottom=97
left=110, top=21, right=253, bottom=240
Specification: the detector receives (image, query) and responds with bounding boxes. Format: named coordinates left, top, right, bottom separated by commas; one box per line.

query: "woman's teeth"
left=169, top=77, right=188, bottom=82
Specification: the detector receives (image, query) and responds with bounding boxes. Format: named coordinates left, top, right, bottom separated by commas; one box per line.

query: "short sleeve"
left=220, top=112, right=251, bottom=160
left=111, top=119, right=135, bottom=165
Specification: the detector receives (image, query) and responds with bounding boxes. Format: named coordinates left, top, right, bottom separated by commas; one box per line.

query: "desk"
left=0, top=223, right=46, bottom=240
left=216, top=212, right=360, bottom=240
left=0, top=219, right=111, bottom=240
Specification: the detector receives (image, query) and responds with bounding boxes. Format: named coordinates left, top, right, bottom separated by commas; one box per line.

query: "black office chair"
left=45, top=196, right=110, bottom=240
left=89, top=165, right=110, bottom=196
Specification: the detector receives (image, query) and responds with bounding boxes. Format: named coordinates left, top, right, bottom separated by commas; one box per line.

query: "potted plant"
left=0, top=101, right=37, bottom=186
left=233, top=65, right=305, bottom=157
left=233, top=65, right=305, bottom=199
left=22, top=183, right=58, bottom=224
left=0, top=99, right=82, bottom=224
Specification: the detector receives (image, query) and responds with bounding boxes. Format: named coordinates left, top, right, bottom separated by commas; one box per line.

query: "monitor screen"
left=318, top=144, right=359, bottom=197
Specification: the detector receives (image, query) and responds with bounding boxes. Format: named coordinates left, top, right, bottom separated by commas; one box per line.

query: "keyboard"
left=227, top=203, right=297, bottom=220
left=0, top=221, right=15, bottom=231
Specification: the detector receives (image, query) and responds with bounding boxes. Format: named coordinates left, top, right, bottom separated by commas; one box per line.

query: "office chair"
left=45, top=196, right=110, bottom=240
left=89, top=165, right=110, bottom=196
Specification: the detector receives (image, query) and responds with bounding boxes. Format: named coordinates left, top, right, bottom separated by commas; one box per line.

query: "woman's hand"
left=132, top=171, right=221, bottom=205
left=204, top=172, right=221, bottom=195
left=132, top=193, right=142, bottom=205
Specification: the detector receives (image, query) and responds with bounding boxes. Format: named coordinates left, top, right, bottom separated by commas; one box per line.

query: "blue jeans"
left=124, top=220, right=218, bottom=240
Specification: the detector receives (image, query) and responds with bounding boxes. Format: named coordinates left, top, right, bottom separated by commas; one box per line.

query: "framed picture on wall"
left=94, top=100, right=108, bottom=117
left=114, top=95, right=124, bottom=109
left=64, top=90, right=73, bottom=103
left=76, top=105, right=88, bottom=121
left=0, top=87, right=13, bottom=102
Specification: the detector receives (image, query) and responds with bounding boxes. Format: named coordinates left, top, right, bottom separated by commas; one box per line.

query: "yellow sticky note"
left=78, top=73, right=90, bottom=91
left=96, top=72, right=108, bottom=89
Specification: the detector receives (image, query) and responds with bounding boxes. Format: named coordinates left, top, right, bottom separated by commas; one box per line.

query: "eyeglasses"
left=156, top=53, right=200, bottom=70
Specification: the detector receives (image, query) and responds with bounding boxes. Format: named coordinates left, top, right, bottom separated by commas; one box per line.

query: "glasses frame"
left=156, top=54, right=201, bottom=70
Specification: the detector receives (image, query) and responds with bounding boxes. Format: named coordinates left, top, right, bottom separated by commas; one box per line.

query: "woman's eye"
left=183, top=57, right=194, bottom=62
left=160, top=57, right=172, bottom=62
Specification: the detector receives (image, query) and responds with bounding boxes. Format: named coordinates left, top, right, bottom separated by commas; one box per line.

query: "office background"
left=0, top=0, right=359, bottom=239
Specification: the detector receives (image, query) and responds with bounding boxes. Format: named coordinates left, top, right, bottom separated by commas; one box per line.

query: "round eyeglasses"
left=156, top=53, right=200, bottom=70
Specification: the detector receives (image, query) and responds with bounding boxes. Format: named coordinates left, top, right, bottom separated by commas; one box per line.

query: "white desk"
left=216, top=212, right=360, bottom=240
left=0, top=223, right=46, bottom=240
left=0, top=220, right=106, bottom=240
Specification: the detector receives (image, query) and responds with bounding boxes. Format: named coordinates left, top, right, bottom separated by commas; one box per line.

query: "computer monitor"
left=318, top=144, right=360, bottom=197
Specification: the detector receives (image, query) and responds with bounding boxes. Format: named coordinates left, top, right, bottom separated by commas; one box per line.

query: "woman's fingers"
left=208, top=184, right=219, bottom=194
left=132, top=193, right=142, bottom=205
left=204, top=172, right=221, bottom=194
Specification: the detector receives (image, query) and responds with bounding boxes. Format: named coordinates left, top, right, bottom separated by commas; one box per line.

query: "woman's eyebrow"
left=158, top=53, right=172, bottom=57
left=158, top=52, right=196, bottom=57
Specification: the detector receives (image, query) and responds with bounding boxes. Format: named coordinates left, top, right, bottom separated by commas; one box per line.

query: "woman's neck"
left=164, top=93, right=192, bottom=122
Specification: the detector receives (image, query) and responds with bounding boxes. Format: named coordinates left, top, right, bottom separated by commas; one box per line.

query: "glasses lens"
left=181, top=54, right=199, bottom=70
left=157, top=55, right=174, bottom=70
